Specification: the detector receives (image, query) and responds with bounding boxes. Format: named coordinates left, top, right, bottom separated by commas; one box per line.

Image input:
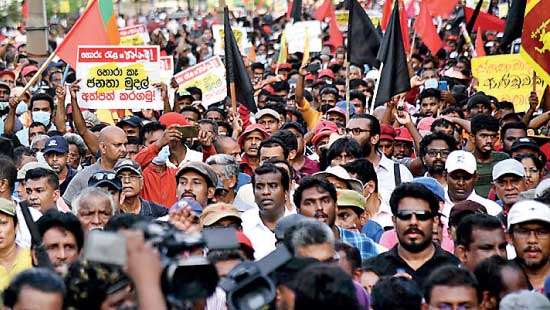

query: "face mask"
left=152, top=145, right=170, bottom=165
left=0, top=101, right=8, bottom=111
left=32, top=111, right=51, bottom=126
left=16, top=102, right=28, bottom=115
left=424, top=78, right=439, bottom=89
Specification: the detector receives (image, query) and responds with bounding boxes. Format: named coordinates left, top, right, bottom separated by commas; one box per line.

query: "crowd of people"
left=0, top=0, right=549, bottom=309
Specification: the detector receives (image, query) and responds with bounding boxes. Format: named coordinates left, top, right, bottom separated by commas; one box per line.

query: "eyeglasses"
left=119, top=175, right=141, bottom=182
left=426, top=149, right=451, bottom=158
left=345, top=128, right=371, bottom=135
left=512, top=227, right=550, bottom=239
left=91, top=172, right=117, bottom=181
left=395, top=210, right=435, bottom=221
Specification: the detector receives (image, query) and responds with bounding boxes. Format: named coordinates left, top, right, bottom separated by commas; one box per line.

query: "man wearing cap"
left=510, top=137, right=546, bottom=164
left=176, top=161, right=218, bottom=209
left=238, top=124, right=269, bottom=176
left=492, top=159, right=528, bottom=226
left=114, top=159, right=167, bottom=219
left=281, top=122, right=320, bottom=176
left=336, top=189, right=368, bottom=232
left=379, top=124, right=396, bottom=158
left=444, top=150, right=501, bottom=223
left=507, top=200, right=550, bottom=290
left=43, top=136, right=76, bottom=196
left=88, top=170, right=122, bottom=209
left=313, top=166, right=363, bottom=193
left=255, top=108, right=281, bottom=135
left=326, top=107, right=346, bottom=129
left=200, top=203, right=242, bottom=230
left=393, top=127, right=414, bottom=160
left=466, top=92, right=492, bottom=119
left=116, top=116, right=142, bottom=139
left=0, top=70, right=15, bottom=88
left=0, top=198, right=32, bottom=290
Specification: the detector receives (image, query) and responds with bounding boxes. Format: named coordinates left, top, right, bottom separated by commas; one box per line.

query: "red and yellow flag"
left=56, top=0, right=120, bottom=68
left=520, top=0, right=550, bottom=85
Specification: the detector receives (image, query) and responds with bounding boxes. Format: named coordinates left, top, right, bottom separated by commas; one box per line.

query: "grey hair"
left=64, top=133, right=88, bottom=157
left=206, top=154, right=239, bottom=179
left=72, top=187, right=116, bottom=215
left=289, top=220, right=335, bottom=251
left=30, top=134, right=49, bottom=148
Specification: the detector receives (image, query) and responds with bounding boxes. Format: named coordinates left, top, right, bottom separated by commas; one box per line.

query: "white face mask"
left=0, top=101, right=8, bottom=111
left=32, top=111, right=51, bottom=126
left=424, top=78, right=439, bottom=89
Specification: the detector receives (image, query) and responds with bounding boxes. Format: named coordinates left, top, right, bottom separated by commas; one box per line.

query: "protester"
left=72, top=187, right=116, bottom=231
left=492, top=159, right=527, bottom=225
left=422, top=265, right=481, bottom=309
left=3, top=268, right=65, bottom=310
left=42, top=136, right=76, bottom=196
left=370, top=276, right=422, bottom=310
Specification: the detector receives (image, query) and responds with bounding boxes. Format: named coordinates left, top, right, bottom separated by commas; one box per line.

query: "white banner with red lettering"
left=76, top=46, right=163, bottom=109
left=173, top=56, right=227, bottom=107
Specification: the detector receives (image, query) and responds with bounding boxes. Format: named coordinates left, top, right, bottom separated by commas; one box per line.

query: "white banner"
left=285, top=21, right=322, bottom=54
left=173, top=56, right=227, bottom=107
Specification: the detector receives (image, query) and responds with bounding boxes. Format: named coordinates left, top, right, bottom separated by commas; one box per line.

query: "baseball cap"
left=42, top=136, right=69, bottom=155
left=236, top=231, right=254, bottom=258
left=116, top=116, right=142, bottom=128
left=237, top=124, right=269, bottom=147
left=280, top=121, right=306, bottom=136
left=276, top=63, right=292, bottom=71
left=380, top=124, right=396, bottom=141
left=159, top=112, right=190, bottom=127
left=412, top=177, right=445, bottom=202
left=318, top=69, right=335, bottom=80
left=507, top=200, right=550, bottom=229
left=199, top=203, right=241, bottom=227
left=510, top=137, right=540, bottom=153
left=311, top=120, right=339, bottom=146
left=327, top=107, right=346, bottom=118
left=17, top=161, right=53, bottom=180
left=336, top=189, right=366, bottom=213
left=176, top=161, right=218, bottom=188
left=467, top=92, right=491, bottom=110
left=395, top=127, right=413, bottom=143
left=21, top=65, right=38, bottom=77
left=0, top=70, right=15, bottom=80
left=0, top=198, right=16, bottom=217
left=88, top=170, right=122, bottom=192
left=255, top=108, right=281, bottom=122
left=313, top=166, right=363, bottom=193
left=445, top=150, right=477, bottom=174
left=492, top=158, right=525, bottom=181
left=535, top=178, right=550, bottom=198
left=499, top=290, right=550, bottom=310
left=448, top=200, right=488, bottom=227
left=114, top=159, right=142, bottom=175
left=417, top=117, right=436, bottom=136
left=171, top=198, right=203, bottom=215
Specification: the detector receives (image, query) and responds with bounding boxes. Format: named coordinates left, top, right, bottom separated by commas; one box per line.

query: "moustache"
left=314, top=211, right=328, bottom=218
left=404, top=228, right=425, bottom=236
left=524, top=246, right=542, bottom=252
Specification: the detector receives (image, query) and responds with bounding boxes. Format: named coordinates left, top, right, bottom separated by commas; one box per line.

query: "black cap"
left=116, top=116, right=142, bottom=128
left=467, top=92, right=491, bottom=110
left=511, top=137, right=540, bottom=153
left=88, top=170, right=122, bottom=192
left=280, top=121, right=306, bottom=136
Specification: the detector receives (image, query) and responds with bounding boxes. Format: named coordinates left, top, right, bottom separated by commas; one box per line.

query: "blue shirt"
left=362, top=220, right=384, bottom=243
left=337, top=226, right=379, bottom=260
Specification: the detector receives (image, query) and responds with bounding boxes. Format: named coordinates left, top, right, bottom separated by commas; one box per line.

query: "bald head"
left=98, top=126, right=128, bottom=164
left=214, top=136, right=242, bottom=162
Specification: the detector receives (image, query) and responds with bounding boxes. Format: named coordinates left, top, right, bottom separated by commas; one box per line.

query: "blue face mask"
left=32, top=111, right=51, bottom=126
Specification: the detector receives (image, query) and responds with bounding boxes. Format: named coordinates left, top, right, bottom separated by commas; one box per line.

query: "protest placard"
left=285, top=21, right=322, bottom=54
left=76, top=46, right=163, bottom=109
left=212, top=24, right=251, bottom=56
left=119, top=24, right=150, bottom=46
left=159, top=55, right=174, bottom=84
left=173, top=56, right=227, bottom=107
left=272, top=0, right=288, bottom=19
left=335, top=10, right=349, bottom=32
left=472, top=54, right=547, bottom=112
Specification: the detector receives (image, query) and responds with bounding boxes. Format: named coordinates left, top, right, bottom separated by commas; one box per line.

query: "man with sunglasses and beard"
left=419, top=132, right=457, bottom=187
left=363, top=182, right=460, bottom=289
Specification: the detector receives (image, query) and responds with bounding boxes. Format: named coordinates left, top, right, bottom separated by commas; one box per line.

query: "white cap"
left=507, top=200, right=550, bottom=229
left=313, top=166, right=363, bottom=194
left=445, top=150, right=477, bottom=174
left=255, top=108, right=281, bottom=122
left=535, top=178, right=550, bottom=198
left=492, top=159, right=525, bottom=181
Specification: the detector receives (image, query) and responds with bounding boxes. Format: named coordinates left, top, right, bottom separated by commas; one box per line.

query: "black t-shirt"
left=363, top=244, right=461, bottom=291
left=118, top=199, right=168, bottom=219
left=60, top=167, right=77, bottom=196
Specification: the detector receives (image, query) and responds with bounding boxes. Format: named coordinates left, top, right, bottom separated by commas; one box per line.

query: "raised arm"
left=53, top=86, right=67, bottom=134
left=3, top=96, right=18, bottom=136
left=69, top=80, right=99, bottom=154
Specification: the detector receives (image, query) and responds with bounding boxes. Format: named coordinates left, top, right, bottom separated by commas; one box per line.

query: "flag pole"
left=16, top=52, right=57, bottom=101
left=230, top=81, right=237, bottom=114
left=533, top=71, right=537, bottom=93
left=370, top=62, right=384, bottom=114
left=408, top=30, right=416, bottom=59
left=345, top=53, right=350, bottom=120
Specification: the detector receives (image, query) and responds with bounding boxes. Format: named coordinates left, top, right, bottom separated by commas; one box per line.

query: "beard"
left=427, top=161, right=446, bottom=176
left=398, top=228, right=433, bottom=253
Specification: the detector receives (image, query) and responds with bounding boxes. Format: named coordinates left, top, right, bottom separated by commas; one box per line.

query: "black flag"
left=224, top=7, right=257, bottom=113
left=500, top=0, right=526, bottom=49
left=466, top=0, right=484, bottom=34
left=347, top=0, right=381, bottom=69
left=374, top=0, right=410, bottom=106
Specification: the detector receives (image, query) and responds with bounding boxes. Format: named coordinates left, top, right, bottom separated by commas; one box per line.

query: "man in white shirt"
left=241, top=163, right=290, bottom=259
left=443, top=150, right=501, bottom=224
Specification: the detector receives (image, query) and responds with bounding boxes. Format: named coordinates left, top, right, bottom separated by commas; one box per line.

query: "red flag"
left=21, top=0, right=29, bottom=20
left=314, top=0, right=343, bottom=50
left=414, top=2, right=443, bottom=55
left=475, top=28, right=485, bottom=56
left=381, top=0, right=393, bottom=31
left=464, top=7, right=505, bottom=32
left=424, top=0, right=458, bottom=18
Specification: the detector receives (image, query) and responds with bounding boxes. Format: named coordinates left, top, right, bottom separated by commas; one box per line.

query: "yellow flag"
left=277, top=31, right=288, bottom=64
left=301, top=28, right=310, bottom=67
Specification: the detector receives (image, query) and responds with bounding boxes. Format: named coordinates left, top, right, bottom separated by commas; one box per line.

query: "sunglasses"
left=395, top=210, right=435, bottom=221
left=91, top=172, right=117, bottom=181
